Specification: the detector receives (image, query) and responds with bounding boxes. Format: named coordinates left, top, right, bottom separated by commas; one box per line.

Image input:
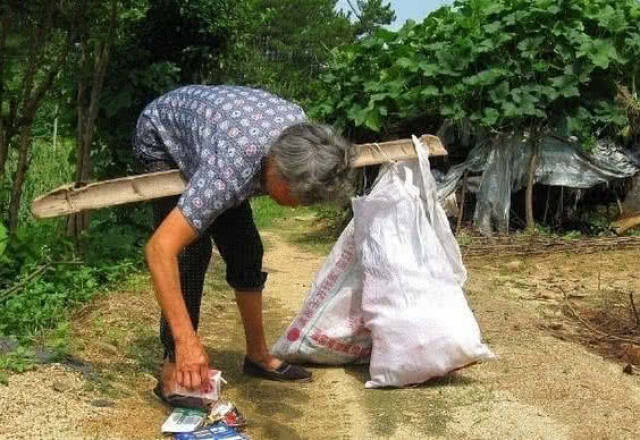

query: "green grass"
left=250, top=196, right=318, bottom=229
left=286, top=223, right=337, bottom=255
left=0, top=134, right=146, bottom=366
left=251, top=196, right=343, bottom=255
left=18, top=136, right=76, bottom=226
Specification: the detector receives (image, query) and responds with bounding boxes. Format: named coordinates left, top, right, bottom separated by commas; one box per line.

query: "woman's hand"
left=175, top=334, right=211, bottom=392
left=145, top=207, right=212, bottom=393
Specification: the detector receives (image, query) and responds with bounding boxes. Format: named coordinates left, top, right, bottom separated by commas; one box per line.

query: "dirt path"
left=1, top=223, right=640, bottom=439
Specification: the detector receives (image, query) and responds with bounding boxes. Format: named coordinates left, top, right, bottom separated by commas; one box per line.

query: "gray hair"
left=269, top=123, right=355, bottom=205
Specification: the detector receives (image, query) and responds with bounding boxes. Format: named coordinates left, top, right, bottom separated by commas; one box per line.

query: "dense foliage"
left=314, top=0, right=640, bottom=145
left=96, top=0, right=379, bottom=178
left=0, top=219, right=139, bottom=339
left=0, top=0, right=392, bottom=355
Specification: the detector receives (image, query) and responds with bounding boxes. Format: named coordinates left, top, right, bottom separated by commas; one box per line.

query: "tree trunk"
left=3, top=2, right=75, bottom=230
left=52, top=104, right=59, bottom=150
left=0, top=130, right=7, bottom=181
left=456, top=172, right=468, bottom=234
left=8, top=125, right=33, bottom=232
left=68, top=38, right=112, bottom=240
left=67, top=39, right=88, bottom=239
left=0, top=9, right=11, bottom=179
left=555, top=186, right=564, bottom=227
left=525, top=134, right=540, bottom=232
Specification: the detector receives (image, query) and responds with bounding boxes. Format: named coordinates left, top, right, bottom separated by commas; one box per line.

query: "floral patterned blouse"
left=133, top=85, right=306, bottom=234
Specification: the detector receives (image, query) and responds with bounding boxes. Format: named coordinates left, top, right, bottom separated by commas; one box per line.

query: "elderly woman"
left=133, top=85, right=353, bottom=406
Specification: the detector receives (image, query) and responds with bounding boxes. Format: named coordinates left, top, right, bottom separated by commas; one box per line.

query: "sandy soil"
left=1, top=223, right=640, bottom=440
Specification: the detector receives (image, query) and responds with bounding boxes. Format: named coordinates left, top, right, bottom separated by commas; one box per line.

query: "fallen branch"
left=461, top=236, right=640, bottom=257
left=0, top=260, right=83, bottom=302
left=0, top=264, right=51, bottom=301
left=630, top=292, right=640, bottom=329
left=559, top=287, right=640, bottom=345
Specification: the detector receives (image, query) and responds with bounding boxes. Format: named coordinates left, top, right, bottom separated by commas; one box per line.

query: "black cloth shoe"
left=242, top=357, right=312, bottom=382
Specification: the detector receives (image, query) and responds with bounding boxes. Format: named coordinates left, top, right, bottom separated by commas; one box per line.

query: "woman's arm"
left=145, top=207, right=210, bottom=391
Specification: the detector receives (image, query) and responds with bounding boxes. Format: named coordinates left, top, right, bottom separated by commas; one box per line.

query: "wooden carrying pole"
left=31, top=134, right=447, bottom=219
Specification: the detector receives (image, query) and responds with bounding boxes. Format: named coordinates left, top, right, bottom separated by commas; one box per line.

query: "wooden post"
left=525, top=131, right=540, bottom=232
left=556, top=186, right=564, bottom=227
left=456, top=172, right=468, bottom=234
left=542, top=184, right=551, bottom=225
left=8, top=125, right=33, bottom=232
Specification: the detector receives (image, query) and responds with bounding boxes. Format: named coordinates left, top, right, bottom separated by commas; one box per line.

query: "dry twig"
left=630, top=292, right=640, bottom=329
left=0, top=264, right=51, bottom=300
left=0, top=260, right=82, bottom=302
left=461, top=236, right=640, bottom=257
left=558, top=287, right=640, bottom=345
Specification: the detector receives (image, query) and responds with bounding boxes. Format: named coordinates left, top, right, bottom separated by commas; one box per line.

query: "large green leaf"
left=590, top=5, right=628, bottom=34
left=547, top=5, right=561, bottom=15
left=441, top=101, right=465, bottom=119
left=624, top=32, right=640, bottom=54
left=420, top=86, right=440, bottom=98
left=501, top=101, right=519, bottom=118
left=347, top=103, right=366, bottom=125
left=502, top=12, right=517, bottom=26
left=481, top=107, right=500, bottom=125
left=538, top=85, right=560, bottom=101
left=463, top=68, right=507, bottom=87
left=418, top=61, right=439, bottom=77
left=550, top=75, right=580, bottom=98
left=364, top=109, right=382, bottom=131
left=517, top=36, right=545, bottom=58
left=510, top=88, right=542, bottom=116
left=593, top=101, right=628, bottom=126
left=578, top=38, right=620, bottom=69
left=482, top=21, right=502, bottom=34
left=564, top=107, right=593, bottom=137
left=563, top=62, right=594, bottom=83
left=489, top=81, right=510, bottom=104
left=396, top=57, right=419, bottom=72
left=369, top=92, right=391, bottom=103
left=554, top=42, right=574, bottom=61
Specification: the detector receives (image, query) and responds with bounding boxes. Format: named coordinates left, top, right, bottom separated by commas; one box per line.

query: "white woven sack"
left=353, top=137, right=494, bottom=388
left=272, top=220, right=371, bottom=364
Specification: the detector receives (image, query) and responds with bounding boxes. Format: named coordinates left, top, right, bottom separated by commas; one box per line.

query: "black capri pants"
left=150, top=171, right=267, bottom=361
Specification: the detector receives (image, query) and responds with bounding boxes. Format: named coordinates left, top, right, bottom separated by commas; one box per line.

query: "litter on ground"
left=173, top=423, right=247, bottom=440
left=159, top=369, right=249, bottom=439
left=161, top=408, right=208, bottom=434
left=169, top=369, right=226, bottom=407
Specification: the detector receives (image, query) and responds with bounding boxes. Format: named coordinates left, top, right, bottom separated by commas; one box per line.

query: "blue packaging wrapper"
left=174, top=423, right=247, bottom=440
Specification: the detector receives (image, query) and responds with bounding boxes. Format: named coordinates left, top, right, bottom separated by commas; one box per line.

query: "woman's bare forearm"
left=145, top=240, right=196, bottom=342
left=144, top=207, right=211, bottom=390
left=145, top=208, right=201, bottom=345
